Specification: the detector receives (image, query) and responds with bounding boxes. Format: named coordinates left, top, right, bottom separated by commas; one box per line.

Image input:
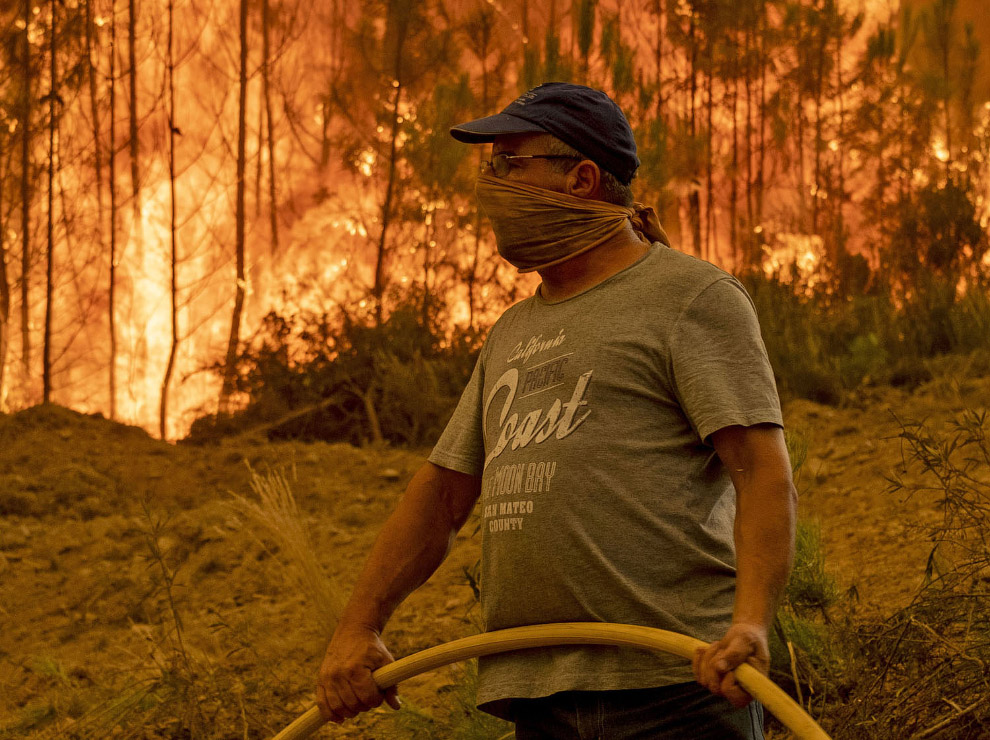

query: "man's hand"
left=692, top=621, right=770, bottom=708
left=316, top=623, right=401, bottom=724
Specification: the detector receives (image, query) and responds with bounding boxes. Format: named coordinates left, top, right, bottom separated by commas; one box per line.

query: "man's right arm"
left=316, top=461, right=482, bottom=724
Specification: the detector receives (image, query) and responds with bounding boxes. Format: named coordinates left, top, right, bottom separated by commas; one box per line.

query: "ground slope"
left=1, top=365, right=988, bottom=738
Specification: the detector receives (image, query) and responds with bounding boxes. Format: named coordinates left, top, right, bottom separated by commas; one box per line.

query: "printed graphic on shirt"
left=481, top=329, right=591, bottom=535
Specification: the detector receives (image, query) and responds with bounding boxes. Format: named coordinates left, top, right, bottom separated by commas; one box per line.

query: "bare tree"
left=262, top=0, right=279, bottom=254
left=160, top=0, right=178, bottom=440
left=0, top=135, right=9, bottom=404
left=128, top=0, right=141, bottom=245
left=219, top=0, right=249, bottom=411
left=84, top=0, right=104, bottom=251
left=372, top=0, right=413, bottom=325
left=20, top=0, right=31, bottom=381
left=43, top=0, right=57, bottom=404
left=109, top=0, right=119, bottom=419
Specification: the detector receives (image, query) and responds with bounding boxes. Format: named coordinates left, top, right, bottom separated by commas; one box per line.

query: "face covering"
left=475, top=173, right=671, bottom=273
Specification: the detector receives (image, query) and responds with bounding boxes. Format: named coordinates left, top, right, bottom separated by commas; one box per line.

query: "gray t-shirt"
left=428, top=244, right=783, bottom=719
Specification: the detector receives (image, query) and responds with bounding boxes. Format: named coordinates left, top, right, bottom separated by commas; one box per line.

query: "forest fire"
left=0, top=0, right=988, bottom=438
left=3, top=4, right=990, bottom=739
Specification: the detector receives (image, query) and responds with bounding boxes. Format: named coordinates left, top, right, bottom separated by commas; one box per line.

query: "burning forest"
left=0, top=0, right=987, bottom=438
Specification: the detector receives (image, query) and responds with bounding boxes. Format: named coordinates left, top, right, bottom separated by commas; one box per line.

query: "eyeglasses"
left=481, top=153, right=583, bottom=178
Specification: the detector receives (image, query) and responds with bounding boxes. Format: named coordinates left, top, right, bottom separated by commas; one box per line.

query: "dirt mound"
left=0, top=406, right=476, bottom=738
left=2, top=366, right=989, bottom=737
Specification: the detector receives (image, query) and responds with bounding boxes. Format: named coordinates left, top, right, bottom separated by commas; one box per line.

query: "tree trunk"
left=20, top=0, right=32, bottom=381
left=160, top=0, right=178, bottom=440
left=109, top=0, right=118, bottom=419
left=730, top=72, right=738, bottom=267
left=704, top=48, right=714, bottom=262
left=834, top=26, right=845, bottom=254
left=319, top=0, right=341, bottom=177
left=931, top=0, right=953, bottom=176
left=128, top=0, right=141, bottom=243
left=687, top=13, right=701, bottom=256
left=84, top=0, right=105, bottom=250
left=219, top=0, right=249, bottom=412
left=654, top=0, right=664, bottom=118
left=756, top=7, right=766, bottom=227
left=374, top=80, right=402, bottom=325
left=356, top=383, right=384, bottom=445
left=813, top=5, right=825, bottom=234
left=744, top=23, right=753, bottom=248
left=468, top=23, right=491, bottom=329
left=521, top=0, right=538, bottom=90
left=373, top=1, right=410, bottom=325
left=262, top=0, right=279, bottom=255
left=796, top=6, right=807, bottom=232
left=255, top=86, right=263, bottom=218
left=0, top=135, right=9, bottom=405
left=43, top=0, right=57, bottom=404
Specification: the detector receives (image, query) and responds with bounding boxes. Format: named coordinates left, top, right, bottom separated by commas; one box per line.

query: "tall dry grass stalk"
left=229, top=464, right=345, bottom=635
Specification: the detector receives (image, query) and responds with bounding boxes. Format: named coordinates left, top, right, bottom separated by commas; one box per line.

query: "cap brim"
left=449, top=113, right=548, bottom=143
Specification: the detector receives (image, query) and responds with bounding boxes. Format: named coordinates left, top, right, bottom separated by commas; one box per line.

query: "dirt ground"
left=1, top=363, right=988, bottom=739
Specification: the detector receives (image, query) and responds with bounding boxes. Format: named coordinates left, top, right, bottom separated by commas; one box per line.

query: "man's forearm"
left=337, top=463, right=479, bottom=634
left=732, top=476, right=797, bottom=629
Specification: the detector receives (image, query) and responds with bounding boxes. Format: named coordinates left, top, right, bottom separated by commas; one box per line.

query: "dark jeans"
left=510, top=682, right=765, bottom=740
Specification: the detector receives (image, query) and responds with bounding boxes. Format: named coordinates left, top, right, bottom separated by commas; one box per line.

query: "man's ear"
left=566, top=160, right=601, bottom=199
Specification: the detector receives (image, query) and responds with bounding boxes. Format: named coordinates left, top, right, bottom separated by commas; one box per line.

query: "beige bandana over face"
left=475, top=174, right=671, bottom=273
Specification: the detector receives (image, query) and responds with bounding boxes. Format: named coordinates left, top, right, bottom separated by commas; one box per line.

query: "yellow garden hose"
left=271, top=622, right=831, bottom=740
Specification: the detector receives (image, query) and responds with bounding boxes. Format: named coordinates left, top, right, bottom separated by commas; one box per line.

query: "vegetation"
left=0, top=0, right=987, bottom=439
left=189, top=295, right=482, bottom=446
left=766, top=411, right=990, bottom=739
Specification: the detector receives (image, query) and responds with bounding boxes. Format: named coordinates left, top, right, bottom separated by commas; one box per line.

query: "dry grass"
left=798, top=410, right=990, bottom=740
left=228, top=464, right=346, bottom=637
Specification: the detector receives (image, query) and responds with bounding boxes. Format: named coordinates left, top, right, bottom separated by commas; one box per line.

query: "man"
left=317, top=82, right=796, bottom=739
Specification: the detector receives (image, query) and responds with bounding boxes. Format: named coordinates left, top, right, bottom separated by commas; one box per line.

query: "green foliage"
left=766, top=411, right=990, bottom=738
left=741, top=273, right=843, bottom=404
left=785, top=522, right=838, bottom=612
left=742, top=258, right=990, bottom=405
left=386, top=661, right=514, bottom=740
left=769, top=517, right=842, bottom=733
left=889, top=176, right=988, bottom=285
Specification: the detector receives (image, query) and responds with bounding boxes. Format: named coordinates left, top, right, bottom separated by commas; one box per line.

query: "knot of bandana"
left=475, top=174, right=670, bottom=273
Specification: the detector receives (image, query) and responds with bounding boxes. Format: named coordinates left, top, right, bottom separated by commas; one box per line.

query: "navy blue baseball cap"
left=450, top=82, right=640, bottom=185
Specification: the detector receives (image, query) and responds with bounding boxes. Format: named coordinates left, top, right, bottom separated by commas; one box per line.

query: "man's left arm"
left=692, top=422, right=798, bottom=707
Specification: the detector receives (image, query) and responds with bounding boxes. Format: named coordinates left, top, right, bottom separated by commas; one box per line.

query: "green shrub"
left=741, top=266, right=990, bottom=406
left=385, top=660, right=514, bottom=740
left=784, top=522, right=838, bottom=612
left=189, top=294, right=482, bottom=446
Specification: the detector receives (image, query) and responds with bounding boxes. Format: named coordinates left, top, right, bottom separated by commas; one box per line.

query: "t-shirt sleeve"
left=669, top=277, right=783, bottom=444
left=428, top=354, right=486, bottom=477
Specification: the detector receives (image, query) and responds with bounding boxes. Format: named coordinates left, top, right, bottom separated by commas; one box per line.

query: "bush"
left=385, top=660, right=514, bottom=740
left=741, top=268, right=990, bottom=406
left=189, top=294, right=482, bottom=446
left=801, top=411, right=990, bottom=740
